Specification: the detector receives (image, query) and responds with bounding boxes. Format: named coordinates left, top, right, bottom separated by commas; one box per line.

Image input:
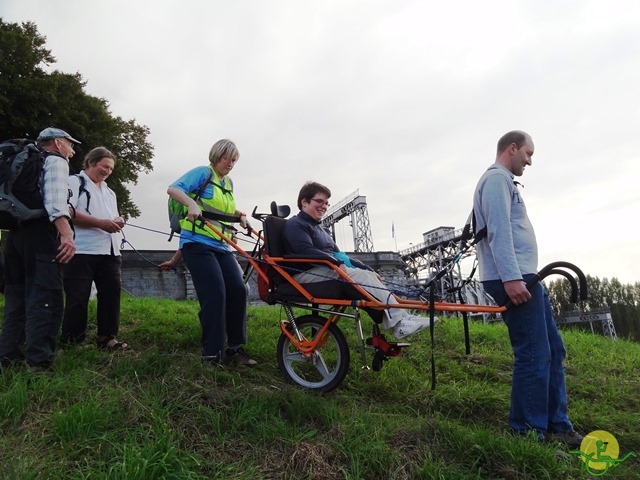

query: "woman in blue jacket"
left=167, top=139, right=255, bottom=366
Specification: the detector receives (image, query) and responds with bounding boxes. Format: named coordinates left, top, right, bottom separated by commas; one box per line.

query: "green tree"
left=546, top=275, right=640, bottom=341
left=0, top=19, right=153, bottom=218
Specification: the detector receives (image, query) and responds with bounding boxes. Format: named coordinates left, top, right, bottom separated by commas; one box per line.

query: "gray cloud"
left=2, top=0, right=638, bottom=282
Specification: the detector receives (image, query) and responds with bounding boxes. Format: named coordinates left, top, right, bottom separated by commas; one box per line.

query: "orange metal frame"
left=191, top=216, right=585, bottom=386
left=203, top=219, right=507, bottom=317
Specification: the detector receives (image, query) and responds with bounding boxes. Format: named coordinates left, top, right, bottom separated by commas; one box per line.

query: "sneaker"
left=224, top=347, right=258, bottom=366
left=202, top=355, right=222, bottom=366
left=0, top=356, right=13, bottom=369
left=548, top=430, right=584, bottom=449
left=0, top=355, right=25, bottom=369
left=392, top=315, right=433, bottom=339
left=26, top=363, right=53, bottom=374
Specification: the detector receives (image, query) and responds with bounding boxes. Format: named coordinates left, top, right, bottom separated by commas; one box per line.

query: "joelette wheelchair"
left=201, top=202, right=587, bottom=393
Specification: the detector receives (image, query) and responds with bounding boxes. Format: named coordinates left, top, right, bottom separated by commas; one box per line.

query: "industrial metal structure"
left=397, top=228, right=618, bottom=337
left=321, top=189, right=374, bottom=253
left=320, top=190, right=490, bottom=309
left=557, top=309, right=618, bottom=339
left=398, top=225, right=492, bottom=309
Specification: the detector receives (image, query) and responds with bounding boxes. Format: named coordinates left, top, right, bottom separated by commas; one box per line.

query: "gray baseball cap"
left=37, top=127, right=81, bottom=144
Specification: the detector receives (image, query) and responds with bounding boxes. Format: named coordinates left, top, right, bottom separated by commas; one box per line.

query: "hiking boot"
left=392, top=315, right=435, bottom=339
left=224, top=347, right=258, bottom=366
left=548, top=430, right=584, bottom=449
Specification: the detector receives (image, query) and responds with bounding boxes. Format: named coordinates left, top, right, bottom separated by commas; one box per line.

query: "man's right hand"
left=53, top=217, right=76, bottom=264
left=56, top=233, right=75, bottom=264
left=504, top=279, right=531, bottom=306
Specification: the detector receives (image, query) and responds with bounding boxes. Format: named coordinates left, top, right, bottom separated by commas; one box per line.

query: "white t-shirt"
left=68, top=170, right=122, bottom=256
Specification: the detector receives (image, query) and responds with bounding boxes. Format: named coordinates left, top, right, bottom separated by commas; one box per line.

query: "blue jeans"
left=483, top=275, right=574, bottom=437
left=181, top=242, right=247, bottom=358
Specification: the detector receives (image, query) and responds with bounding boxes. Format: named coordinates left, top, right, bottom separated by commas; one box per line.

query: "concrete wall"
left=121, top=250, right=195, bottom=300
left=121, top=250, right=409, bottom=302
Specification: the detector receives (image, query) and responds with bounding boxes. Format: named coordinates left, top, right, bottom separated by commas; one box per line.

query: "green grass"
left=1, top=296, right=639, bottom=479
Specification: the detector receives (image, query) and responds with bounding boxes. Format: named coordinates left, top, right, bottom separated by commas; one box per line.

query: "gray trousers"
left=0, top=220, right=64, bottom=367
left=293, top=266, right=410, bottom=328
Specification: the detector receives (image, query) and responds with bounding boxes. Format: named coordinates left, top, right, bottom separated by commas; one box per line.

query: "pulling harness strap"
left=191, top=212, right=240, bottom=236
left=458, top=289, right=471, bottom=355
left=429, top=286, right=437, bottom=390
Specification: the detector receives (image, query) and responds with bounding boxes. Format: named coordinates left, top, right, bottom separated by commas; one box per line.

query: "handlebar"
left=503, top=261, right=588, bottom=308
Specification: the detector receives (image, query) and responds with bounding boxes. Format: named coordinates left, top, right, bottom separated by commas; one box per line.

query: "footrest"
left=366, top=335, right=411, bottom=352
left=366, top=334, right=410, bottom=371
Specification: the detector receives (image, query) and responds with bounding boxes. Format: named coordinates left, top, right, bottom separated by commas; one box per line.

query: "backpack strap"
left=183, top=167, right=238, bottom=236
left=210, top=170, right=234, bottom=196
left=70, top=174, right=92, bottom=214
left=464, top=166, right=520, bottom=247
left=194, top=168, right=214, bottom=201
left=189, top=168, right=237, bottom=231
left=461, top=209, right=487, bottom=247
left=470, top=210, right=487, bottom=245
left=187, top=168, right=214, bottom=235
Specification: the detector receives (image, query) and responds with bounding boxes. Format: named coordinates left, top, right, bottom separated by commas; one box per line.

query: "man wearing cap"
left=0, top=127, right=78, bottom=372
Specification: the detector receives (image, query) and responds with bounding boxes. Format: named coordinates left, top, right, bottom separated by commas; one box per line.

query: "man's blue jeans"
left=483, top=275, right=574, bottom=437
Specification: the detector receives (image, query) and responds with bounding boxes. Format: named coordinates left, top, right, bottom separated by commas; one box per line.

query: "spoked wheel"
left=277, top=315, right=350, bottom=393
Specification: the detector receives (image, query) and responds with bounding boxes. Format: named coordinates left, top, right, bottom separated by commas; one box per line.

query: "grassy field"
left=0, top=296, right=638, bottom=479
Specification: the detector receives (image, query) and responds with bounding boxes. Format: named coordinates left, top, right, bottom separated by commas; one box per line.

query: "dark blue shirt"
left=283, top=211, right=369, bottom=271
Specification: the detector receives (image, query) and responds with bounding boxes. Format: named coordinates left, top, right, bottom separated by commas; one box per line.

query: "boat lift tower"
left=399, top=226, right=492, bottom=311
left=321, top=189, right=374, bottom=252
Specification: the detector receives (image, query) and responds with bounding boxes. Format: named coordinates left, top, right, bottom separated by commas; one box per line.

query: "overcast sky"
left=3, top=0, right=639, bottom=283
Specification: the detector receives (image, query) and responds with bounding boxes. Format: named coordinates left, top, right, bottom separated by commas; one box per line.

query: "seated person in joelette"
left=282, top=181, right=434, bottom=339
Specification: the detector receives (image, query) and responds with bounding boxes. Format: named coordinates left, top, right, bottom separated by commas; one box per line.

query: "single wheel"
left=277, top=315, right=350, bottom=392
left=372, top=348, right=387, bottom=372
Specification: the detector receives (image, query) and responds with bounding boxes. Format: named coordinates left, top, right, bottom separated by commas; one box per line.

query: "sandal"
left=96, top=337, right=129, bottom=351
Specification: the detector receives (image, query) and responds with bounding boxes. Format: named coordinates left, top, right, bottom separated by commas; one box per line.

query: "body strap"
left=73, top=174, right=92, bottom=214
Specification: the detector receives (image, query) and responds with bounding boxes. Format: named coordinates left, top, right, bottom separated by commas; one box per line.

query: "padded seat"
left=263, top=215, right=367, bottom=302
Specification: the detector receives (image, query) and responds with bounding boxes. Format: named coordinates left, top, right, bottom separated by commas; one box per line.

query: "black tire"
left=277, top=315, right=350, bottom=393
left=372, top=349, right=386, bottom=372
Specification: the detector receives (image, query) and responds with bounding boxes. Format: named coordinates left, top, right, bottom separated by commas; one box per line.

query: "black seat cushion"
left=262, top=213, right=382, bottom=323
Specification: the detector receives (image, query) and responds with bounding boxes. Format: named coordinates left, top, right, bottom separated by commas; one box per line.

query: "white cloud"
left=2, top=0, right=639, bottom=283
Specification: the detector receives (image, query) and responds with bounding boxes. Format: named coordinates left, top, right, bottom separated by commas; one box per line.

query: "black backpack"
left=0, top=139, right=48, bottom=230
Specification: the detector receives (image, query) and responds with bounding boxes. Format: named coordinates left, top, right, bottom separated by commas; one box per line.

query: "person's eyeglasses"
left=310, top=198, right=330, bottom=207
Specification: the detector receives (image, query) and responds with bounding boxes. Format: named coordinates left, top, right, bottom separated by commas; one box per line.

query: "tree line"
left=546, top=275, right=640, bottom=342
left=0, top=19, right=154, bottom=219
left=4, top=19, right=638, bottom=345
